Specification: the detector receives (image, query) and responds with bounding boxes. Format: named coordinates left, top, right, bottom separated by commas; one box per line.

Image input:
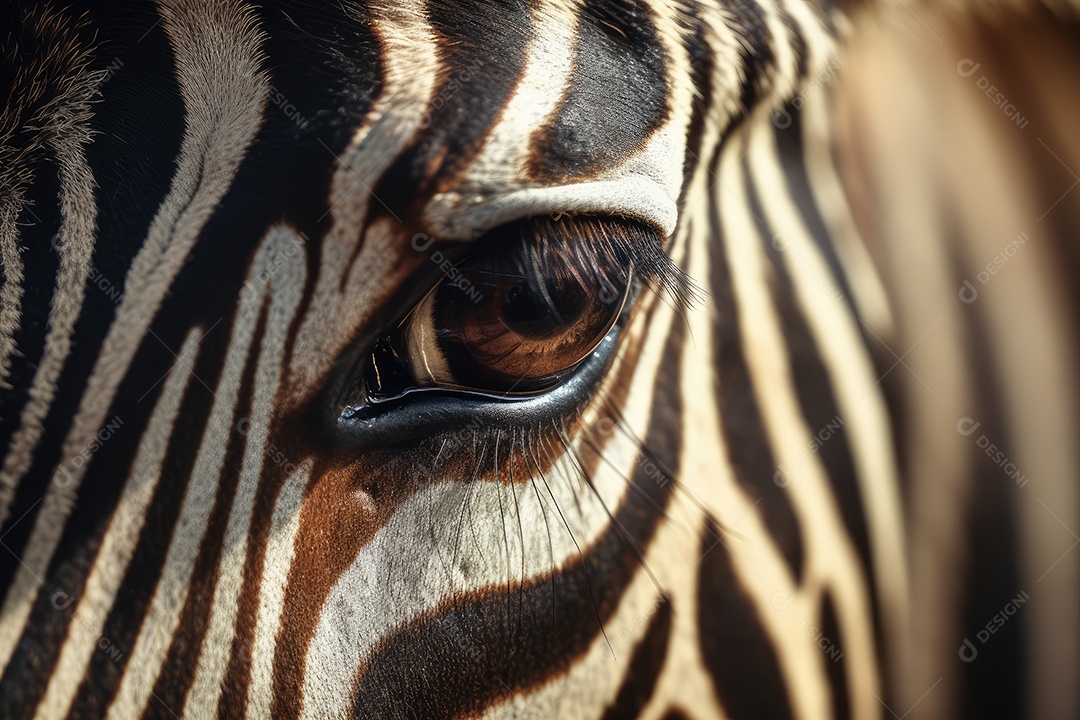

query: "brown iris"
left=419, top=262, right=627, bottom=391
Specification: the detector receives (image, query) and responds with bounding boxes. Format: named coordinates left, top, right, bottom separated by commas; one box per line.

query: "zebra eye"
left=358, top=218, right=633, bottom=401
left=398, top=247, right=630, bottom=393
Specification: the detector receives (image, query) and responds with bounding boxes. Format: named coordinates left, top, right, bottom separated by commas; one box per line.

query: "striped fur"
left=0, top=1, right=1076, bottom=719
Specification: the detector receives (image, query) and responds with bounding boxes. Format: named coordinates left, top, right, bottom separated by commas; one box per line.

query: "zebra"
left=0, top=0, right=1077, bottom=718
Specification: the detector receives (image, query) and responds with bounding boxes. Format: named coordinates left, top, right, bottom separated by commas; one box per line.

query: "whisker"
left=526, top=434, right=614, bottom=663
left=492, top=429, right=515, bottom=646
left=505, top=430, right=528, bottom=636
left=520, top=429, right=558, bottom=632
left=552, top=420, right=664, bottom=599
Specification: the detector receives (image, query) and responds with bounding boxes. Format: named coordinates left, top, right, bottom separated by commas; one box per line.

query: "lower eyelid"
left=335, top=330, right=623, bottom=448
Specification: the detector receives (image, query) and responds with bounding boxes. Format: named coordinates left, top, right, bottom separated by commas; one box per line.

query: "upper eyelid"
left=422, top=176, right=679, bottom=241
left=439, top=215, right=692, bottom=306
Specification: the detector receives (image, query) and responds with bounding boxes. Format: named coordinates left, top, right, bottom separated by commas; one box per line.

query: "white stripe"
left=731, top=0, right=800, bottom=107
left=673, top=149, right=822, bottom=720
left=0, top=120, right=99, bottom=528
left=629, top=219, right=728, bottom=720
left=455, top=0, right=579, bottom=197
left=929, top=47, right=1080, bottom=716
left=423, top=0, right=693, bottom=242
left=244, top=461, right=311, bottom=720
left=837, top=28, right=977, bottom=716
left=0, top=200, right=25, bottom=392
left=793, top=30, right=896, bottom=339
left=106, top=239, right=267, bottom=720
left=34, top=330, right=202, bottom=720
left=182, top=227, right=308, bottom=718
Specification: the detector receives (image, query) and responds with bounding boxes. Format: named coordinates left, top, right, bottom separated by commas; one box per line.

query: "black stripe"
left=422, top=0, right=533, bottom=179
left=707, top=144, right=805, bottom=583
left=660, top=709, right=692, bottom=720
left=351, top=317, right=685, bottom=718
left=0, top=158, right=62, bottom=595
left=962, top=39, right=1080, bottom=715
left=812, top=0, right=840, bottom=33
left=0, top=462, right=75, bottom=720
left=951, top=245, right=1025, bottom=720
left=0, top=78, right=62, bottom=475
left=0, top=6, right=191, bottom=707
left=0, top=324, right=193, bottom=716
left=697, top=514, right=795, bottom=720
left=776, top=0, right=808, bottom=82
left=65, top=333, right=223, bottom=718
left=676, top=9, right=714, bottom=212
left=600, top=596, right=673, bottom=719
left=743, top=156, right=879, bottom=638
left=729, top=0, right=776, bottom=118
left=528, top=0, right=669, bottom=182
left=770, top=96, right=901, bottom=458
left=771, top=102, right=862, bottom=330
left=0, top=2, right=130, bottom=593
left=13, top=1, right=189, bottom=560
left=140, top=306, right=267, bottom=719
left=820, top=590, right=851, bottom=720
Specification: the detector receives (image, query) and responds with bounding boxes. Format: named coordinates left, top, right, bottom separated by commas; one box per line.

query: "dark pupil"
left=504, top=283, right=548, bottom=324
left=502, top=280, right=586, bottom=337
